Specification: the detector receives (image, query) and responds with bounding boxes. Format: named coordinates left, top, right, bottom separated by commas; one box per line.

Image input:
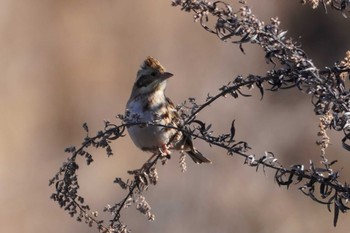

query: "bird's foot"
left=159, top=144, right=171, bottom=158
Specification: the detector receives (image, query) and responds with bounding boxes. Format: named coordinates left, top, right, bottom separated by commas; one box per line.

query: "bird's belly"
left=127, top=125, right=172, bottom=151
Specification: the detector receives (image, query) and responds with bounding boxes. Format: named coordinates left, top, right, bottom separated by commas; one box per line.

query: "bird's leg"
left=159, top=144, right=171, bottom=159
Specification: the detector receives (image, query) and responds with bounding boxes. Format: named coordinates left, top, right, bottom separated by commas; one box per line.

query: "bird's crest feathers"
left=141, top=56, right=165, bottom=73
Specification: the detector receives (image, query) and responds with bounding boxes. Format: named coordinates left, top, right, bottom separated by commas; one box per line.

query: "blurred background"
left=1, top=0, right=350, bottom=232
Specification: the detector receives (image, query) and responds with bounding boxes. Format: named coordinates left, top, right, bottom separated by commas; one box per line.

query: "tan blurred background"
left=1, top=0, right=350, bottom=232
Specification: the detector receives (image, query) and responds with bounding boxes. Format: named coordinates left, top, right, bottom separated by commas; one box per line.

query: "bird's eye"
left=150, top=71, right=157, bottom=76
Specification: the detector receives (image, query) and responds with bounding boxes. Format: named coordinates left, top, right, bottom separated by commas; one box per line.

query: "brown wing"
left=166, top=98, right=211, bottom=164
left=166, top=97, right=182, bottom=127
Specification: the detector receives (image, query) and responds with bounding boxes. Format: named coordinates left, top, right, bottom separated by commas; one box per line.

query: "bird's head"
left=131, top=56, right=173, bottom=96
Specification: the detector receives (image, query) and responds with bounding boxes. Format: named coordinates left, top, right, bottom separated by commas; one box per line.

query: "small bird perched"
left=125, top=56, right=211, bottom=164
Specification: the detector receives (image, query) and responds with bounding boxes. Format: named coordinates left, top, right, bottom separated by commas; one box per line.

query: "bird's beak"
left=159, top=72, right=173, bottom=81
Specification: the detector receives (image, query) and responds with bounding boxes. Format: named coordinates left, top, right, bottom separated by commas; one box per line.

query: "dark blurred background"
left=1, top=1, right=349, bottom=232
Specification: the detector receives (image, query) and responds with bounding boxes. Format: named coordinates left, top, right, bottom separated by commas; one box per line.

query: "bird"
left=125, top=56, right=211, bottom=164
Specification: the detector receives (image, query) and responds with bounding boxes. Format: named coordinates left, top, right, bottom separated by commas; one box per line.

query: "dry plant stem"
left=49, top=1, right=350, bottom=232
left=172, top=0, right=350, bottom=145
left=133, top=120, right=349, bottom=194
left=301, top=0, right=350, bottom=16
left=184, top=76, right=271, bottom=124
left=50, top=71, right=350, bottom=231
left=109, top=154, right=161, bottom=227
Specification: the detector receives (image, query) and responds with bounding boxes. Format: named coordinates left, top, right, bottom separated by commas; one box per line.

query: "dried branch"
left=171, top=0, right=350, bottom=150
left=301, top=0, right=350, bottom=17
left=49, top=72, right=350, bottom=231
left=50, top=1, right=350, bottom=232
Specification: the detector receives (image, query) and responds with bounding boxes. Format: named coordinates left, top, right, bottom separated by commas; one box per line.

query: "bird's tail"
left=186, top=149, right=211, bottom=164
